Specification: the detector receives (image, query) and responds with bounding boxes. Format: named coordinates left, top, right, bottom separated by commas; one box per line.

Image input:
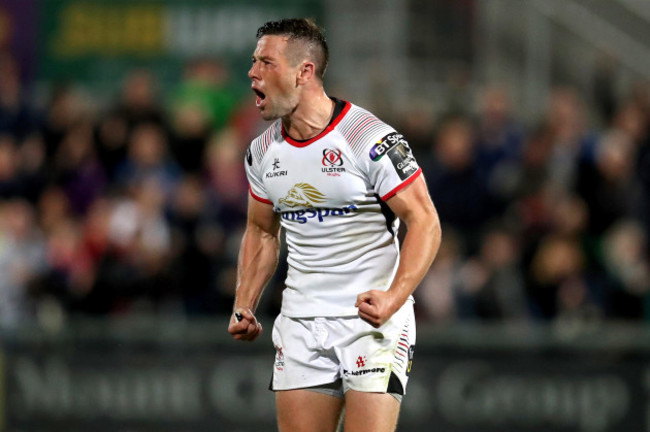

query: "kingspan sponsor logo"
left=279, top=183, right=326, bottom=208
left=281, top=205, right=357, bottom=224
left=278, top=183, right=357, bottom=223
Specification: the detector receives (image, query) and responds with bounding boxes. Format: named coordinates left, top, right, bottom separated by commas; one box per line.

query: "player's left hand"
left=355, top=290, right=399, bottom=328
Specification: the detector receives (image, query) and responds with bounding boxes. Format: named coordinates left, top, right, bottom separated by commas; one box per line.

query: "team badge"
left=322, top=148, right=346, bottom=176
left=322, top=149, right=343, bottom=166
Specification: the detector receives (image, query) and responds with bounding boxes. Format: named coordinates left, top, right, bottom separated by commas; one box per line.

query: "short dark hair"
left=256, top=18, right=329, bottom=80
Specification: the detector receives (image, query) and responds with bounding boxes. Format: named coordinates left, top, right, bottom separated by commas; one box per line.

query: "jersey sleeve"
left=244, top=143, right=272, bottom=204
left=364, top=131, right=422, bottom=201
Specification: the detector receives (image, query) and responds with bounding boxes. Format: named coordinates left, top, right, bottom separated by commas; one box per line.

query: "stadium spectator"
left=576, top=129, right=640, bottom=235
left=543, top=86, right=598, bottom=192
left=203, top=127, right=248, bottom=230
left=167, top=174, right=233, bottom=315
left=474, top=85, right=525, bottom=209
left=113, top=69, right=166, bottom=132
left=15, top=133, right=48, bottom=204
left=51, top=122, right=107, bottom=215
left=169, top=58, right=240, bottom=173
left=114, top=121, right=182, bottom=198
left=94, top=111, right=130, bottom=183
left=456, top=226, right=529, bottom=320
left=601, top=220, right=650, bottom=320
left=424, top=114, right=495, bottom=249
left=0, top=199, right=47, bottom=326
left=40, top=84, right=87, bottom=162
left=0, top=52, right=38, bottom=139
left=101, top=176, right=174, bottom=313
left=0, top=134, right=21, bottom=198
left=415, top=226, right=463, bottom=322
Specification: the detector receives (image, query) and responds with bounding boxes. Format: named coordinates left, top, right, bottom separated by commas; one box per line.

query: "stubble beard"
left=260, top=108, right=280, bottom=121
left=259, top=95, right=297, bottom=122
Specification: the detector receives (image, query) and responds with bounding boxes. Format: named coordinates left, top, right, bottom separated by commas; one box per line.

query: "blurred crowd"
left=413, top=80, right=650, bottom=324
left=1, top=50, right=650, bottom=328
left=0, top=53, right=264, bottom=326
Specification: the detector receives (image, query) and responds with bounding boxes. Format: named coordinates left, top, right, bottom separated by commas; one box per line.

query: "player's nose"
left=248, top=63, right=259, bottom=80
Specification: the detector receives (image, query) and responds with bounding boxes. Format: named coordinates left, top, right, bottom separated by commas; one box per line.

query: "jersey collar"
left=282, top=100, right=351, bottom=147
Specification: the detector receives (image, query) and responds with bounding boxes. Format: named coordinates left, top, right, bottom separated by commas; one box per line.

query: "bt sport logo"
left=369, top=132, right=405, bottom=161
left=370, top=132, right=419, bottom=180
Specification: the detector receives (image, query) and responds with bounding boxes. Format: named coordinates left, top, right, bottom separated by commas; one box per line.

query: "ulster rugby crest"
left=322, top=148, right=346, bottom=176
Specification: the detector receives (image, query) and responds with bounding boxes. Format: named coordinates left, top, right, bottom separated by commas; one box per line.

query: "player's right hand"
left=228, top=307, right=263, bottom=342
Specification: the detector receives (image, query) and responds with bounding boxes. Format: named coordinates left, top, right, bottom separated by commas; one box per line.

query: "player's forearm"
left=388, top=214, right=441, bottom=308
left=234, top=227, right=280, bottom=312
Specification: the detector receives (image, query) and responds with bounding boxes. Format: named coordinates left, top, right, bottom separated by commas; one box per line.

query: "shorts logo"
left=279, top=183, right=326, bottom=208
left=322, top=148, right=346, bottom=176
left=356, top=356, right=367, bottom=368
left=407, top=345, right=415, bottom=376
left=275, top=347, right=284, bottom=371
left=343, top=367, right=386, bottom=376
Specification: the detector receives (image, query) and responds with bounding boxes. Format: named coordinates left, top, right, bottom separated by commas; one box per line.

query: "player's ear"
left=296, top=61, right=315, bottom=85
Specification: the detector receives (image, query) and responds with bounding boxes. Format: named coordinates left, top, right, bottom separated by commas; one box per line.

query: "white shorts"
left=270, top=300, right=416, bottom=397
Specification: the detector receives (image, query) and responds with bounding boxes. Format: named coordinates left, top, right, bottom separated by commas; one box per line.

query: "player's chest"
left=260, top=142, right=365, bottom=209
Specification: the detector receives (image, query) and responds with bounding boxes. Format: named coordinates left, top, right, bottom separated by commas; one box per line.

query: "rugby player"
left=228, top=18, right=441, bottom=432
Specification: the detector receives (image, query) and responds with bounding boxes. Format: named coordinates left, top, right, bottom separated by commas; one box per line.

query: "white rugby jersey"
left=245, top=100, right=421, bottom=317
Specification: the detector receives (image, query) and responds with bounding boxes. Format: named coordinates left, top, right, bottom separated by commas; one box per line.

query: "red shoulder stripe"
left=381, top=168, right=422, bottom=201
left=249, top=186, right=273, bottom=205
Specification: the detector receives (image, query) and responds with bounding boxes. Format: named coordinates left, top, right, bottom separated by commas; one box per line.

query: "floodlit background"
left=1, top=0, right=650, bottom=431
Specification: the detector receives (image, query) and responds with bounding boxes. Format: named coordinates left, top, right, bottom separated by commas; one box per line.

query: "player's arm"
left=228, top=194, right=281, bottom=341
left=356, top=175, right=441, bottom=327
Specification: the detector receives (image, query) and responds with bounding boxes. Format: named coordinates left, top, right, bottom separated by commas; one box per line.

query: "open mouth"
left=253, top=89, right=266, bottom=107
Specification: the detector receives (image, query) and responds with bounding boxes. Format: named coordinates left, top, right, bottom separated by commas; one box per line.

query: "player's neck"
left=282, top=88, right=334, bottom=141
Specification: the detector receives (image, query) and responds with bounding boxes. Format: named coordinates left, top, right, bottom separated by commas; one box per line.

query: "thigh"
left=339, top=300, right=416, bottom=396
left=271, top=315, right=341, bottom=391
left=276, top=389, right=344, bottom=432
left=343, top=390, right=401, bottom=432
